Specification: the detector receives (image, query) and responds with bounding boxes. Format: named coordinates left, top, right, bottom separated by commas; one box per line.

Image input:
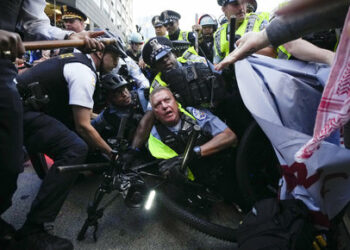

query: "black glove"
left=159, top=156, right=188, bottom=183
left=121, top=148, right=140, bottom=169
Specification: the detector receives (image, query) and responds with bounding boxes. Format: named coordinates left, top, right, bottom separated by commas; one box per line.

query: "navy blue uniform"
left=15, top=53, right=97, bottom=224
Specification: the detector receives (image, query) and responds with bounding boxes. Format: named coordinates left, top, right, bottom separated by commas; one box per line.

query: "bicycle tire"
left=236, top=121, right=281, bottom=210
left=158, top=191, right=237, bottom=242
left=29, top=153, right=49, bottom=179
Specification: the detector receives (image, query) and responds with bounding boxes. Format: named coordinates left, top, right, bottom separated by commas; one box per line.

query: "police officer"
left=148, top=87, right=237, bottom=185
left=214, top=0, right=270, bottom=64
left=0, top=1, right=102, bottom=248
left=92, top=73, right=149, bottom=143
left=143, top=36, right=252, bottom=139
left=193, top=14, right=218, bottom=63
left=160, top=10, right=196, bottom=45
left=14, top=41, right=116, bottom=248
left=126, top=32, right=144, bottom=64
left=152, top=15, right=167, bottom=37
left=61, top=5, right=87, bottom=33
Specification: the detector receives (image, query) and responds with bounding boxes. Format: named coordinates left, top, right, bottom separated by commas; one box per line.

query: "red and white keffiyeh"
left=295, top=7, right=350, bottom=162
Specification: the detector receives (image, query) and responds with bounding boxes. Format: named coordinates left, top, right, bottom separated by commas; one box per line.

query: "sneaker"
left=15, top=230, right=73, bottom=250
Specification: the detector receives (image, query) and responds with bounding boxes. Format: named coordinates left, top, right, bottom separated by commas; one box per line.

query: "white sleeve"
left=19, top=0, right=72, bottom=40
left=63, top=63, right=96, bottom=109
left=124, top=57, right=150, bottom=88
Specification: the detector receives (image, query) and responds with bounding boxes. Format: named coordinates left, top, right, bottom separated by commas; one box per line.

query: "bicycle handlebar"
left=57, top=163, right=109, bottom=173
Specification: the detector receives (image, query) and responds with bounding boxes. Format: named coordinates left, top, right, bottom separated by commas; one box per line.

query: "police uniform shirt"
left=112, top=56, right=150, bottom=89
left=64, top=54, right=96, bottom=109
left=17, top=0, right=73, bottom=40
left=152, top=107, right=228, bottom=140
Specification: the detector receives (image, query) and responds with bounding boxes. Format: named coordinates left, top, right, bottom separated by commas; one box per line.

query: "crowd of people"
left=0, top=0, right=349, bottom=249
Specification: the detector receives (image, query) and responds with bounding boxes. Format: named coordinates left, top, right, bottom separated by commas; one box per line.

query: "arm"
left=267, top=1, right=348, bottom=48
left=20, top=0, right=71, bottom=40
left=19, top=0, right=104, bottom=51
left=200, top=128, right=237, bottom=157
left=72, top=106, right=112, bottom=156
left=131, top=111, right=155, bottom=149
left=124, top=57, right=150, bottom=88
left=215, top=0, right=348, bottom=70
left=283, top=38, right=334, bottom=65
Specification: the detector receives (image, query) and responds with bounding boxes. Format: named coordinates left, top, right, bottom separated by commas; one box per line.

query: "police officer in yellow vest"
left=159, top=10, right=204, bottom=63
left=160, top=10, right=196, bottom=44
left=148, top=87, right=236, bottom=183
left=213, top=0, right=270, bottom=64
left=142, top=37, right=212, bottom=94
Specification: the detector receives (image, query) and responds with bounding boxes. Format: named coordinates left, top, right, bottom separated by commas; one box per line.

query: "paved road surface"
left=3, top=164, right=240, bottom=249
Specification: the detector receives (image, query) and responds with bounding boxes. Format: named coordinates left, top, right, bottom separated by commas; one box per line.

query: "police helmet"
left=100, top=73, right=129, bottom=92
left=246, top=0, right=257, bottom=12
left=96, top=28, right=127, bottom=58
left=199, top=14, right=218, bottom=31
left=160, top=10, right=181, bottom=25
left=152, top=15, right=164, bottom=27
left=61, top=5, right=87, bottom=21
left=142, top=37, right=173, bottom=66
left=129, top=32, right=144, bottom=44
left=217, top=0, right=238, bottom=6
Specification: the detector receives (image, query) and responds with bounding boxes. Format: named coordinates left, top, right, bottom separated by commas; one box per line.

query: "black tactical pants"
left=23, top=110, right=88, bottom=224
left=0, top=60, right=23, bottom=215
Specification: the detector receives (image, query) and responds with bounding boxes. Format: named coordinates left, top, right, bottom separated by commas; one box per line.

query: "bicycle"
left=57, top=126, right=240, bottom=242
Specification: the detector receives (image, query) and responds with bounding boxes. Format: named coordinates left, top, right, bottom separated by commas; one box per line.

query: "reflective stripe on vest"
left=215, top=12, right=270, bottom=60
left=177, top=47, right=207, bottom=64
left=166, top=30, right=189, bottom=42
left=214, top=23, right=229, bottom=59
left=150, top=72, right=167, bottom=93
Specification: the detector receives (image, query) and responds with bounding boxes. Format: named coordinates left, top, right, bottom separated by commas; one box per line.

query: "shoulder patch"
left=192, top=108, right=206, bottom=121
left=59, top=53, right=75, bottom=59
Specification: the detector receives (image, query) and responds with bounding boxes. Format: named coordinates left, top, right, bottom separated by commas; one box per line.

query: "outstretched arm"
left=200, top=128, right=237, bottom=157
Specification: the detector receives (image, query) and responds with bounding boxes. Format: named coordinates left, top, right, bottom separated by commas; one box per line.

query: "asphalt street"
left=3, top=163, right=240, bottom=250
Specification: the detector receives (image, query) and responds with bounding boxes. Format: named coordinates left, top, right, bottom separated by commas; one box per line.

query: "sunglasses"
left=131, top=42, right=143, bottom=46
left=165, top=21, right=175, bottom=27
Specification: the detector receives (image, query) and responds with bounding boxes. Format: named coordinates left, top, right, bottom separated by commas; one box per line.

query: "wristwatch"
left=193, top=146, right=201, bottom=158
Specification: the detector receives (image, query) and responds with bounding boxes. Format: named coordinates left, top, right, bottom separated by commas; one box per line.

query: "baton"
left=22, top=38, right=116, bottom=50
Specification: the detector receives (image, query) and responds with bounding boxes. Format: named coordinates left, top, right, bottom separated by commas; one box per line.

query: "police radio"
left=17, top=81, right=49, bottom=111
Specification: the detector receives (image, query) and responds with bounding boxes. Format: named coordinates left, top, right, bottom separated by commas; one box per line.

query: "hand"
left=0, top=29, right=25, bottom=61
left=192, top=24, right=202, bottom=33
left=158, top=156, right=183, bottom=175
left=214, top=30, right=270, bottom=71
left=138, top=58, right=146, bottom=69
left=121, top=148, right=140, bottom=169
left=68, top=30, right=105, bottom=53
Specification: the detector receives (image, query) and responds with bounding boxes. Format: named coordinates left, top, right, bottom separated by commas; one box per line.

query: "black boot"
left=15, top=222, right=73, bottom=250
left=0, top=217, right=16, bottom=248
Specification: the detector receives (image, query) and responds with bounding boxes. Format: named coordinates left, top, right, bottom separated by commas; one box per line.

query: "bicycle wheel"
left=29, top=153, right=49, bottom=179
left=236, top=121, right=281, bottom=211
left=158, top=190, right=238, bottom=242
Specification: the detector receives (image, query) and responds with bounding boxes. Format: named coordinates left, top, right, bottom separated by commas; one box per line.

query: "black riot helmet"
left=96, top=28, right=128, bottom=59
left=100, top=73, right=130, bottom=92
